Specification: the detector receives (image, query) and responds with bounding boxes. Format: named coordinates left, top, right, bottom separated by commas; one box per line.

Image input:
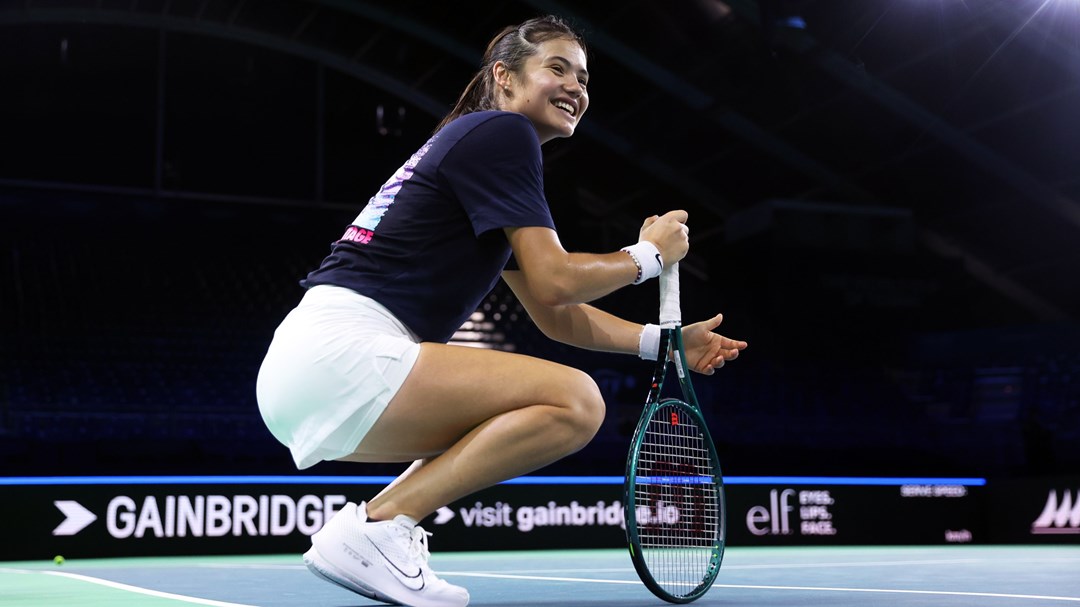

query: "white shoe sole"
left=303, top=545, right=403, bottom=605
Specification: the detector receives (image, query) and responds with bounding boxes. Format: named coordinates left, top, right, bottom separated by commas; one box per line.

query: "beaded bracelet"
left=623, top=248, right=643, bottom=284
left=620, top=241, right=663, bottom=285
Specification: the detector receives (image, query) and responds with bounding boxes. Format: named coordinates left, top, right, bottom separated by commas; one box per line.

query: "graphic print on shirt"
left=340, top=136, right=438, bottom=245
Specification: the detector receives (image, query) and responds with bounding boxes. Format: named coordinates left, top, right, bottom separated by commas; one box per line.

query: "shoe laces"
left=407, top=525, right=433, bottom=565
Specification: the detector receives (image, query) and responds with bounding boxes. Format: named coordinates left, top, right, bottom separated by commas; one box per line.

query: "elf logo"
left=746, top=489, right=796, bottom=536
left=1031, top=489, right=1080, bottom=535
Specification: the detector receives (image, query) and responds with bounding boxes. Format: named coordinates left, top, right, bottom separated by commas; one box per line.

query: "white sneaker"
left=304, top=501, right=469, bottom=607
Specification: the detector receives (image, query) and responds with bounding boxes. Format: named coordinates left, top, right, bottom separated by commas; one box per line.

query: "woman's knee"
left=557, top=368, right=606, bottom=446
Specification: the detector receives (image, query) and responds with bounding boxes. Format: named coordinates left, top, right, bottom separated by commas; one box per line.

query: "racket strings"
left=633, top=403, right=720, bottom=595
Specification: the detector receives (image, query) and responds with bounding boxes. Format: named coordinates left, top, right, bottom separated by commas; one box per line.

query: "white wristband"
left=638, top=323, right=661, bottom=360
left=620, top=241, right=664, bottom=285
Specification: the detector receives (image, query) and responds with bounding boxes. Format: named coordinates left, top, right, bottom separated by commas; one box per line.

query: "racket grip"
left=659, top=262, right=681, bottom=327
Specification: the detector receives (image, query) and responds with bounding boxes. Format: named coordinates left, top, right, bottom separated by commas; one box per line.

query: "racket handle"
left=659, top=262, right=681, bottom=327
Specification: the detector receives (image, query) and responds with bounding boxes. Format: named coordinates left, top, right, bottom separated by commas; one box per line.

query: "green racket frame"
left=624, top=321, right=726, bottom=603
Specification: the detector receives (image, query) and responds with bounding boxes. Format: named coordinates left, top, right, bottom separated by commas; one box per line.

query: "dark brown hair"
left=434, top=15, right=587, bottom=133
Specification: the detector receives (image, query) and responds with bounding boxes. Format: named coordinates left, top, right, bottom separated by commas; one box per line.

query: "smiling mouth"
left=553, top=100, right=576, bottom=117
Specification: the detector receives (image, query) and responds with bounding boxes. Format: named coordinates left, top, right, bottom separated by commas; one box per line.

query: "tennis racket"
left=624, top=262, right=726, bottom=603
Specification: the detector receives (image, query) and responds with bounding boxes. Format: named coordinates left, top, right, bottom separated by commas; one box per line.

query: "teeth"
left=553, top=101, right=575, bottom=116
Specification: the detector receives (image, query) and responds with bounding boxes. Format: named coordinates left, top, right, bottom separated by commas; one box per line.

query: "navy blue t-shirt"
left=301, top=111, right=556, bottom=343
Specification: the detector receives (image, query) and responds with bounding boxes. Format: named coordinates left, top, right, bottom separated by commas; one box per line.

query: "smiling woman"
left=432, top=16, right=590, bottom=137
left=493, top=38, right=589, bottom=143
left=255, top=13, right=746, bottom=607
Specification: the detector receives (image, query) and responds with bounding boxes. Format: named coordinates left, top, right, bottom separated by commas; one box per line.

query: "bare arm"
left=504, top=210, right=689, bottom=307
left=503, top=269, right=641, bottom=354
left=504, top=227, right=638, bottom=307
left=501, top=210, right=744, bottom=372
left=503, top=270, right=749, bottom=374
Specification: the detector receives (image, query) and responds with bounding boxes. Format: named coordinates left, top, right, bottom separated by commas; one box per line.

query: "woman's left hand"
left=681, top=313, right=747, bottom=375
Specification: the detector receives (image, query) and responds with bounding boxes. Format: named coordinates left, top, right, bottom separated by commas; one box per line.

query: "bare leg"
left=370, top=458, right=426, bottom=502
left=338, top=342, right=605, bottom=522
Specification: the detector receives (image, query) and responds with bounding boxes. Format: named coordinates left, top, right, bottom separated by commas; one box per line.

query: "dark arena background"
left=1, top=1, right=1078, bottom=606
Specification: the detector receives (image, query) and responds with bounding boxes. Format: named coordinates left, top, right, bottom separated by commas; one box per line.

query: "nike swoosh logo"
left=655, top=253, right=664, bottom=269
left=366, top=537, right=426, bottom=591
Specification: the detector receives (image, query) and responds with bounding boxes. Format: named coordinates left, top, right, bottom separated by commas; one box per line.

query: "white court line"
left=196, top=563, right=307, bottom=570
left=710, top=584, right=1080, bottom=603
left=442, top=571, right=639, bottom=584
left=722, top=558, right=987, bottom=569
left=406, top=557, right=1071, bottom=575
left=196, top=563, right=638, bottom=573
left=714, top=557, right=1080, bottom=572
left=439, top=572, right=1080, bottom=602
left=0, top=568, right=257, bottom=607
left=195, top=556, right=1080, bottom=574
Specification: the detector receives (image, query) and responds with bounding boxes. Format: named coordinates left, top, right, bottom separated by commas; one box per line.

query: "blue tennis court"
left=4, top=545, right=1079, bottom=607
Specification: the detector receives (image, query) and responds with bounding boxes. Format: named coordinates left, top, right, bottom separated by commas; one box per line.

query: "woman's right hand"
left=639, top=210, right=689, bottom=267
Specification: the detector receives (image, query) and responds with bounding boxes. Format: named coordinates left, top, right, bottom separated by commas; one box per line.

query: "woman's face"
left=498, top=37, right=589, bottom=144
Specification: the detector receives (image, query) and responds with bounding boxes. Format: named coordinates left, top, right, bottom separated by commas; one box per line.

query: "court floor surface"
left=3, top=545, right=1079, bottom=606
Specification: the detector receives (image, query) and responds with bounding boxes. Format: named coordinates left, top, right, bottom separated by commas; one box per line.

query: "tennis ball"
left=53, top=555, right=65, bottom=566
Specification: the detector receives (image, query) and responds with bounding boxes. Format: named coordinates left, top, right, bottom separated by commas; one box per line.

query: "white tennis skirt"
left=255, top=285, right=422, bottom=469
